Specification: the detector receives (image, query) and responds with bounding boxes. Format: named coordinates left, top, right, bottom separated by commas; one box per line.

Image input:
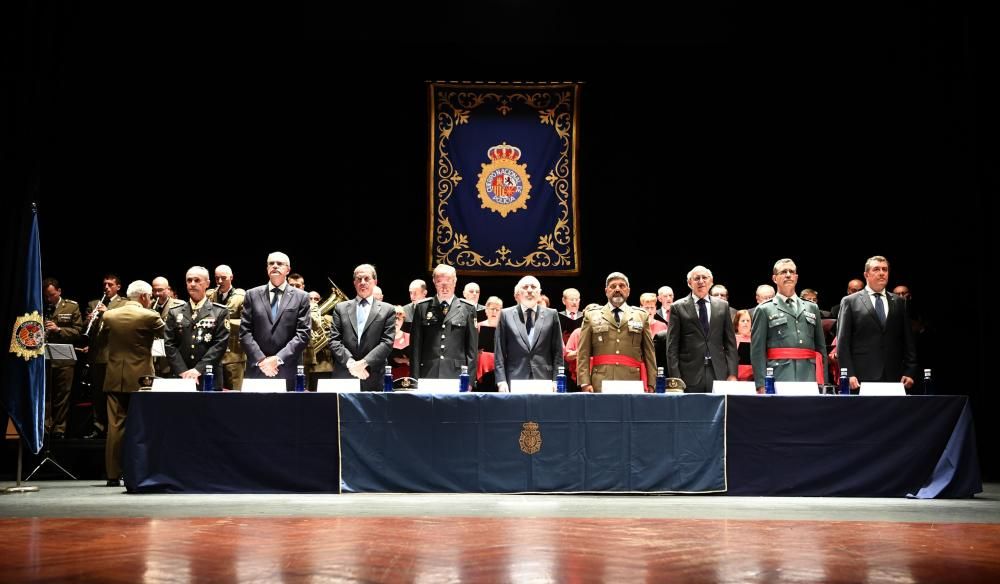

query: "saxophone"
left=310, top=279, right=349, bottom=353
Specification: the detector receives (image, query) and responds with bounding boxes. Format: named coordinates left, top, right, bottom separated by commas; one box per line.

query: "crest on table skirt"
left=519, top=421, right=542, bottom=454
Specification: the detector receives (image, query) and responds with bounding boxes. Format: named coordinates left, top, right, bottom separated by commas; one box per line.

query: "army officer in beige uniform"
left=576, top=272, right=657, bottom=393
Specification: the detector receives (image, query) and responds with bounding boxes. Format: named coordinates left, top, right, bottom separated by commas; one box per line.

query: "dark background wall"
left=4, top=3, right=995, bottom=476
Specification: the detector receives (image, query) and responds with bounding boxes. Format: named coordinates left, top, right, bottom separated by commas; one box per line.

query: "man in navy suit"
left=666, top=265, right=738, bottom=393
left=836, top=255, right=918, bottom=392
left=329, top=263, right=396, bottom=391
left=239, top=251, right=312, bottom=391
left=494, top=276, right=564, bottom=392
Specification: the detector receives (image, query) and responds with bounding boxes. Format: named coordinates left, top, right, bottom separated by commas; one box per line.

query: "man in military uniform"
left=83, top=274, right=128, bottom=438
left=751, top=258, right=829, bottom=392
left=207, top=264, right=246, bottom=390
left=164, top=266, right=230, bottom=390
left=150, top=276, right=186, bottom=378
left=306, top=294, right=335, bottom=390
left=410, top=264, right=478, bottom=381
left=576, top=272, right=657, bottom=393
left=42, top=278, right=82, bottom=439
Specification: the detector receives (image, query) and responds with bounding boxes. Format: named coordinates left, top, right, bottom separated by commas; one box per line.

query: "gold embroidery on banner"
left=432, top=86, right=577, bottom=271
left=519, top=421, right=542, bottom=455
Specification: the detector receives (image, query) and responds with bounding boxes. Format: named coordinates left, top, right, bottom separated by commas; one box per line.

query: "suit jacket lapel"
left=513, top=307, right=531, bottom=349
left=859, top=292, right=880, bottom=326
left=601, top=304, right=617, bottom=328
left=687, top=295, right=707, bottom=339
left=529, top=308, right=545, bottom=349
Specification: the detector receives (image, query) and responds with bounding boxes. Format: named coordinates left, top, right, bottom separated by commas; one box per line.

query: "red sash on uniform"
left=766, top=348, right=824, bottom=385
left=589, top=354, right=648, bottom=391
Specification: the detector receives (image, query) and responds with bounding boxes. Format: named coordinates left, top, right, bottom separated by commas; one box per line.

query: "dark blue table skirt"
left=123, top=393, right=981, bottom=497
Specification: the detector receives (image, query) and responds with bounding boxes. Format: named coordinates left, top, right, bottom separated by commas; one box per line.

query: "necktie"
left=873, top=292, right=886, bottom=324
left=441, top=301, right=449, bottom=316
left=357, top=298, right=369, bottom=332
left=525, top=308, right=534, bottom=335
left=613, top=307, right=621, bottom=325
left=270, top=287, right=281, bottom=319
left=697, top=298, right=709, bottom=335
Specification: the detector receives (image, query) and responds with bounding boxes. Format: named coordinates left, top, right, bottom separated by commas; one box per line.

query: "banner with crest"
left=428, top=82, right=581, bottom=275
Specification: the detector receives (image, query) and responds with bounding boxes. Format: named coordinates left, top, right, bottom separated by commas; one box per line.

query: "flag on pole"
left=3, top=204, right=46, bottom=454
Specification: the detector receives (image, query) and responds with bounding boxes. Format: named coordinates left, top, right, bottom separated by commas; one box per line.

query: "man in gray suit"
left=329, top=263, right=396, bottom=391
left=666, top=265, right=738, bottom=393
left=239, top=251, right=312, bottom=391
left=494, top=276, right=564, bottom=392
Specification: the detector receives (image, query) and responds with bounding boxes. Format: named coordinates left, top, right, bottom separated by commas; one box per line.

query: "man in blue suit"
left=494, top=276, right=564, bottom=392
left=329, top=263, right=396, bottom=391
left=239, top=251, right=312, bottom=391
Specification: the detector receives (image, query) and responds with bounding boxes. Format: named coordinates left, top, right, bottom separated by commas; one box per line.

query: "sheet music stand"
left=24, top=345, right=79, bottom=481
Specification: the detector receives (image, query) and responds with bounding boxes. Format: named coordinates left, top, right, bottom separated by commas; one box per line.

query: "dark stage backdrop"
left=4, top=3, right=995, bottom=475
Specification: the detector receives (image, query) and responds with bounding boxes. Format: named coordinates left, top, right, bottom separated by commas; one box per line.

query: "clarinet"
left=83, top=294, right=109, bottom=337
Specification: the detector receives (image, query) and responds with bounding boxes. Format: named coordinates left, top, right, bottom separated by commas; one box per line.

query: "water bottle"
left=556, top=366, right=567, bottom=393
left=764, top=367, right=775, bottom=395
left=655, top=366, right=666, bottom=394
left=295, top=365, right=306, bottom=392
left=459, top=365, right=470, bottom=392
left=839, top=367, right=850, bottom=395
left=383, top=365, right=394, bottom=393
left=203, top=365, right=214, bottom=392
left=922, top=368, right=933, bottom=395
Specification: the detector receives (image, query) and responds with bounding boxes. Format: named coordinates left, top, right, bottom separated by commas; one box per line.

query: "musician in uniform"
left=164, top=267, right=230, bottom=390
left=750, top=258, right=829, bottom=391
left=207, top=264, right=247, bottom=390
left=151, top=276, right=185, bottom=378
left=576, top=272, right=657, bottom=393
left=306, top=289, right=336, bottom=390
left=42, top=278, right=82, bottom=439
left=410, top=264, right=478, bottom=381
left=83, top=274, right=128, bottom=438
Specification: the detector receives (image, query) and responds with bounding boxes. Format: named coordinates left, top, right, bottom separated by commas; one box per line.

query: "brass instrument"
left=310, top=279, right=349, bottom=353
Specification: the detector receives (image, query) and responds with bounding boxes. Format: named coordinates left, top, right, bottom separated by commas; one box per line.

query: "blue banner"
left=3, top=205, right=46, bottom=454
left=339, top=393, right=726, bottom=493
left=428, top=83, right=581, bottom=275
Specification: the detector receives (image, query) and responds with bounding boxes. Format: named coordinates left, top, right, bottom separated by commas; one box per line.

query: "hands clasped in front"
left=347, top=358, right=369, bottom=380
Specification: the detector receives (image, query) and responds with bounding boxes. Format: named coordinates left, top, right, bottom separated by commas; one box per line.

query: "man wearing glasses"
left=750, top=258, right=829, bottom=392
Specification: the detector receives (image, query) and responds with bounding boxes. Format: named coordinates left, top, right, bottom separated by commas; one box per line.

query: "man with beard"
left=576, top=272, right=656, bottom=393
left=751, top=258, right=829, bottom=392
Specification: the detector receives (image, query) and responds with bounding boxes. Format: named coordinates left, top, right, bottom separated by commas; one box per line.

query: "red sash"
left=590, top=354, right=649, bottom=391
left=766, top=348, right=824, bottom=385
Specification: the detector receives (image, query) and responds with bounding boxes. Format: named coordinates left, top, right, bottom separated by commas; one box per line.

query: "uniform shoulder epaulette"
left=63, top=299, right=78, bottom=305
left=458, top=298, right=476, bottom=307
left=213, top=302, right=228, bottom=309
left=414, top=297, right=433, bottom=304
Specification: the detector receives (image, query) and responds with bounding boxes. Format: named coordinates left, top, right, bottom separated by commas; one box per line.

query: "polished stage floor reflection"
left=2, top=482, right=999, bottom=583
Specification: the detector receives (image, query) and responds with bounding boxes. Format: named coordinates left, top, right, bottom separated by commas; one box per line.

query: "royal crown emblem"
left=477, top=143, right=532, bottom=218
left=519, top=421, right=542, bottom=455
left=9, top=311, right=44, bottom=361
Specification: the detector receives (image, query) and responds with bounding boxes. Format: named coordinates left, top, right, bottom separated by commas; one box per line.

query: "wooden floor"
left=3, top=516, right=999, bottom=583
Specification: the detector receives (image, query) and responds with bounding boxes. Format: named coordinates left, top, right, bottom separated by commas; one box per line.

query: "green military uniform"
left=576, top=303, right=657, bottom=392
left=151, top=298, right=186, bottom=378
left=164, top=300, right=230, bottom=390
left=85, top=294, right=128, bottom=433
left=45, top=297, right=82, bottom=435
left=750, top=295, right=829, bottom=388
left=207, top=287, right=246, bottom=390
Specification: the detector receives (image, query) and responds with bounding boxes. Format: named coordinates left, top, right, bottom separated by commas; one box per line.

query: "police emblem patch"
left=477, top=143, right=532, bottom=218
left=519, top=421, right=542, bottom=455
left=9, top=311, right=44, bottom=361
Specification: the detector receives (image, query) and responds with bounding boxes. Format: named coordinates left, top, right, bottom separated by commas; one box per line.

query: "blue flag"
left=3, top=206, right=46, bottom=454
left=428, top=83, right=581, bottom=275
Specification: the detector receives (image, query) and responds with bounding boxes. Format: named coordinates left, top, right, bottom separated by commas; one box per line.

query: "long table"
left=123, top=393, right=981, bottom=498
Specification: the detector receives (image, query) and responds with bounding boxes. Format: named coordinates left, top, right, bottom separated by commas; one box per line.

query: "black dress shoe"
left=106, top=479, right=121, bottom=487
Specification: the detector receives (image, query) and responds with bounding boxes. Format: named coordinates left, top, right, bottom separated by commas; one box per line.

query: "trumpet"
left=310, top=279, right=349, bottom=353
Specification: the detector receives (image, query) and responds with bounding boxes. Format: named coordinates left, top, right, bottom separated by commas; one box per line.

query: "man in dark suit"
left=666, top=266, right=738, bottom=393
left=239, top=251, right=312, bottom=391
left=96, top=280, right=165, bottom=486
left=410, top=264, right=478, bottom=380
left=164, top=266, right=230, bottom=390
left=494, top=276, right=564, bottom=392
left=329, top=263, right=396, bottom=391
left=836, top=255, right=918, bottom=392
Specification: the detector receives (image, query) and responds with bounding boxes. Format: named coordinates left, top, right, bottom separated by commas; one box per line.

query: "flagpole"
left=3, top=438, right=39, bottom=494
